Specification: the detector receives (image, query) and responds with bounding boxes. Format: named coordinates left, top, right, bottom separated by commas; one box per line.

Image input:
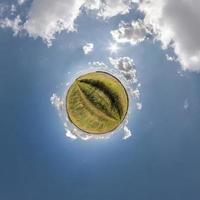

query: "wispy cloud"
left=50, top=93, right=63, bottom=111
left=0, top=15, right=22, bottom=36
left=184, top=99, right=189, bottom=110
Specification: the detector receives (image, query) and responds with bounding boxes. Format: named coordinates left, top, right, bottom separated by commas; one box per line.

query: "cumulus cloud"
left=109, top=57, right=138, bottom=83
left=82, top=42, right=94, bottom=54
left=0, top=0, right=138, bottom=46
left=2, top=0, right=200, bottom=72
left=110, top=0, right=200, bottom=71
left=109, top=57, right=142, bottom=110
left=111, top=20, right=151, bottom=45
left=85, top=0, right=136, bottom=19
left=139, top=0, right=200, bottom=71
left=24, top=0, right=86, bottom=46
left=109, top=56, right=134, bottom=71
left=123, top=125, right=132, bottom=140
left=21, top=0, right=136, bottom=46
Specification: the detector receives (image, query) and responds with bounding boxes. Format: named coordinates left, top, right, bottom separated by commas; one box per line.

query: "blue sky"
left=0, top=0, right=200, bottom=199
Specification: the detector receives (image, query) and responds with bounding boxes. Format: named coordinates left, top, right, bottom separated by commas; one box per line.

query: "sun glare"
left=108, top=43, right=119, bottom=54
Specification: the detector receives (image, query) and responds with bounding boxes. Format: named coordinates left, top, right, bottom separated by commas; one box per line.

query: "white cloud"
left=89, top=61, right=108, bottom=69
left=111, top=20, right=151, bottom=45
left=130, top=88, right=140, bottom=99
left=18, top=0, right=27, bottom=6
left=82, top=42, right=94, bottom=54
left=10, top=5, right=16, bottom=15
left=109, top=56, right=135, bottom=71
left=123, top=125, right=132, bottom=140
left=85, top=0, right=136, bottom=18
left=109, top=57, right=138, bottom=83
left=139, top=0, right=200, bottom=72
left=0, top=0, right=138, bottom=46
left=22, top=0, right=136, bottom=46
left=24, top=0, right=86, bottom=46
left=0, top=15, right=22, bottom=36
left=65, top=129, right=78, bottom=140
left=84, top=0, right=101, bottom=10
left=96, top=0, right=132, bottom=18
left=109, top=56, right=142, bottom=111
left=166, top=54, right=177, bottom=62
left=136, top=102, right=142, bottom=110
left=50, top=93, right=63, bottom=111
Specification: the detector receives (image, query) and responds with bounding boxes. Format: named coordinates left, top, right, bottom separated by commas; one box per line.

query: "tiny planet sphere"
left=66, top=71, right=129, bottom=134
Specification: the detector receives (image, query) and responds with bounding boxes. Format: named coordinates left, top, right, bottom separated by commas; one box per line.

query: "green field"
left=66, top=71, right=129, bottom=134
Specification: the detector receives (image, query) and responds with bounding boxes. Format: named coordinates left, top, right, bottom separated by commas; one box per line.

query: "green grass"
left=66, top=71, right=129, bottom=134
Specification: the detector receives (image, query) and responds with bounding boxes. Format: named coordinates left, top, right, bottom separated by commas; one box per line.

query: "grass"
left=66, top=71, right=129, bottom=134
